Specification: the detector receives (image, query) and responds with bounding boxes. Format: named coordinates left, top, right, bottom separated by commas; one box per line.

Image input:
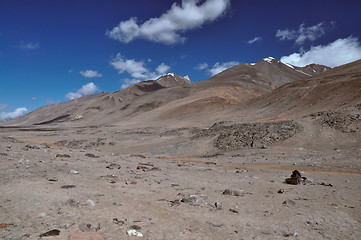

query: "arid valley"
left=1, top=58, right=361, bottom=239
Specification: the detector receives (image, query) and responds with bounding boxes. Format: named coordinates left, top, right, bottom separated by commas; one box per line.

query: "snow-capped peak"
left=166, top=73, right=175, bottom=77
left=263, top=57, right=276, bottom=63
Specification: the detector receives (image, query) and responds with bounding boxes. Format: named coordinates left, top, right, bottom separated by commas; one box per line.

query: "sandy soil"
left=0, top=125, right=360, bottom=240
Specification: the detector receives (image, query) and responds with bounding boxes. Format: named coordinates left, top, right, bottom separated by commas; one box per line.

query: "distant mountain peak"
left=262, top=57, right=277, bottom=63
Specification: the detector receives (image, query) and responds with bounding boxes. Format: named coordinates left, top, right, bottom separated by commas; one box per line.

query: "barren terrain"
left=1, top=59, right=360, bottom=239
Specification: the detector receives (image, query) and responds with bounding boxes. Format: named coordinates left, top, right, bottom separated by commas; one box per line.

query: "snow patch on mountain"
left=263, top=57, right=276, bottom=63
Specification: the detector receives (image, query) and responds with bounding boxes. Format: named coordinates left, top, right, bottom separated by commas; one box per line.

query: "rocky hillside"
left=5, top=57, right=337, bottom=128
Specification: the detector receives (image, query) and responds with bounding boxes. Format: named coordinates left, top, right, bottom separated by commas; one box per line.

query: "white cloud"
left=106, top=0, right=230, bottom=45
left=0, top=107, right=28, bottom=120
left=110, top=54, right=171, bottom=82
left=196, top=61, right=239, bottom=76
left=80, top=70, right=102, bottom=78
left=110, top=54, right=150, bottom=78
left=276, top=22, right=333, bottom=45
left=247, top=36, right=262, bottom=44
left=156, top=63, right=171, bottom=75
left=0, top=104, right=8, bottom=111
left=280, top=37, right=361, bottom=68
left=195, top=63, right=209, bottom=70
left=120, top=78, right=141, bottom=89
left=65, top=82, right=100, bottom=100
left=20, top=41, right=40, bottom=50
left=209, top=61, right=239, bottom=75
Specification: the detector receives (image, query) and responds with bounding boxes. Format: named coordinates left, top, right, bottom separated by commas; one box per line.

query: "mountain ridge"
left=6, top=57, right=360, bottom=129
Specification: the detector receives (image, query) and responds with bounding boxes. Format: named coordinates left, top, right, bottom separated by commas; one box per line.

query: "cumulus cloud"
left=65, top=82, right=100, bottom=100
left=156, top=63, right=171, bottom=75
left=196, top=61, right=239, bottom=76
left=80, top=70, right=102, bottom=78
left=276, top=22, right=334, bottom=45
left=20, top=41, right=40, bottom=50
left=247, top=36, right=262, bottom=44
left=280, top=37, right=361, bottom=67
left=106, top=0, right=230, bottom=45
left=120, top=78, right=141, bottom=89
left=110, top=54, right=171, bottom=81
left=0, top=107, right=28, bottom=120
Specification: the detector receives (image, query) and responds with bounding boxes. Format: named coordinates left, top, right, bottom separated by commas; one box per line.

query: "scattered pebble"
left=56, top=154, right=70, bottom=158
left=61, top=185, right=76, bottom=189
left=214, top=201, right=223, bottom=210
left=38, top=212, right=46, bottom=217
left=85, top=153, right=99, bottom=158
left=79, top=222, right=100, bottom=232
left=229, top=207, right=239, bottom=214
left=85, top=199, right=96, bottom=207
left=181, top=195, right=201, bottom=205
left=69, top=170, right=79, bottom=174
left=129, top=225, right=141, bottom=230
left=65, top=199, right=80, bottom=207
left=106, top=163, right=121, bottom=169
left=39, top=229, right=60, bottom=237
left=222, top=189, right=245, bottom=197
left=113, top=218, right=124, bottom=225
left=127, top=229, right=143, bottom=237
left=59, top=223, right=72, bottom=229
left=283, top=231, right=299, bottom=237
left=47, top=177, right=58, bottom=182
left=282, top=199, right=296, bottom=207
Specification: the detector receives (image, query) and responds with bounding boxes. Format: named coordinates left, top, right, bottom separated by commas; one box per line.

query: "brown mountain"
left=8, top=58, right=360, bottom=130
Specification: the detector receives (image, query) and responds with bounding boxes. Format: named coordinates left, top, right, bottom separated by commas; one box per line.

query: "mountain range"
left=5, top=57, right=361, bottom=130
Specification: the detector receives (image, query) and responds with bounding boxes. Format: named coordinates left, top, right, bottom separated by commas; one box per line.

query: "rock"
left=112, top=218, right=124, bottom=225
left=47, top=177, right=58, bottom=182
left=69, top=170, right=79, bottom=174
left=278, top=189, right=285, bottom=194
left=222, top=189, right=245, bottom=197
left=214, top=202, right=223, bottom=210
left=285, top=170, right=304, bottom=185
left=65, top=199, right=80, bottom=207
left=181, top=195, right=201, bottom=205
left=106, top=163, right=121, bottom=169
left=62, top=185, right=76, bottom=189
left=85, top=153, right=99, bottom=158
left=56, top=154, right=70, bottom=158
left=60, top=223, right=72, bottom=229
left=38, top=212, right=46, bottom=217
left=85, top=199, right=96, bottom=207
left=229, top=208, right=239, bottom=213
left=283, top=231, right=299, bottom=237
left=79, top=222, right=100, bottom=232
left=127, top=229, right=143, bottom=237
left=282, top=199, right=296, bottom=207
left=319, top=182, right=333, bottom=187
left=129, top=225, right=141, bottom=230
left=69, top=232, right=106, bottom=240
left=39, top=229, right=60, bottom=237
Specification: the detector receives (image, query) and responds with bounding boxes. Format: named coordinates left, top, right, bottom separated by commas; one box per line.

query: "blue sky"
left=1, top=0, right=361, bottom=120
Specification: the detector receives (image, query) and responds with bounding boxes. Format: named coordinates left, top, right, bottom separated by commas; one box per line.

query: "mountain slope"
left=6, top=58, right=332, bottom=127
left=226, top=59, right=361, bottom=122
